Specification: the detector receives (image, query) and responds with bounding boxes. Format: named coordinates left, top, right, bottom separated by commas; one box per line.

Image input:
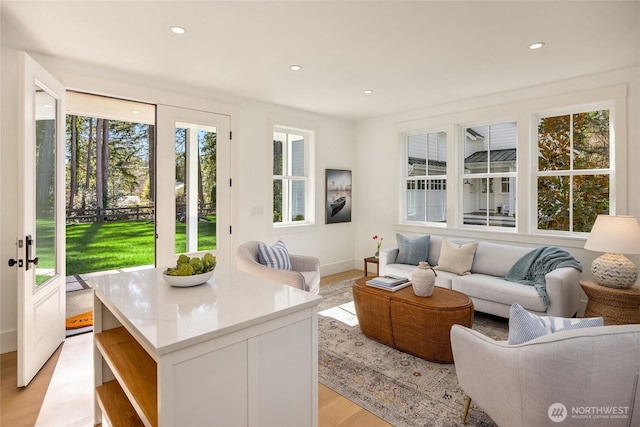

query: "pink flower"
left=373, top=235, right=383, bottom=251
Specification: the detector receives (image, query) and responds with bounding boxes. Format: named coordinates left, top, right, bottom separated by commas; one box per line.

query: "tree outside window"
left=537, top=109, right=611, bottom=232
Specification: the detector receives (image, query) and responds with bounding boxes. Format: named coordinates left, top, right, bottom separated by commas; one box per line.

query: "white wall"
left=353, top=67, right=640, bottom=289
left=2, top=45, right=638, bottom=352
left=0, top=46, right=356, bottom=352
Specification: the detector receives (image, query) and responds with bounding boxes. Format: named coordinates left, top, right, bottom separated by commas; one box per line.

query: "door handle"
left=25, top=235, right=39, bottom=271
left=8, top=258, right=24, bottom=268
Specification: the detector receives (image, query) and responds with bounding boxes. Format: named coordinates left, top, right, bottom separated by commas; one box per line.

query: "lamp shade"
left=584, top=215, right=640, bottom=254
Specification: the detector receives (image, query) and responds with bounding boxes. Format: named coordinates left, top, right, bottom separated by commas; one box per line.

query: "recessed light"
left=290, top=65, right=302, bottom=71
left=529, top=41, right=545, bottom=50
left=363, top=89, right=373, bottom=94
left=131, top=110, right=140, bottom=114
left=170, top=26, right=186, bottom=35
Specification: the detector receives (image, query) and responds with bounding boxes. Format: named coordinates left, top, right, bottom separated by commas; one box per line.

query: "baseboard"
left=1, top=328, right=17, bottom=354
left=320, top=260, right=358, bottom=277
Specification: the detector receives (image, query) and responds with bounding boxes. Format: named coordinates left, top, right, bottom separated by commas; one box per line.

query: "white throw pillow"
left=508, top=303, right=603, bottom=345
left=257, top=239, right=292, bottom=270
left=435, top=238, right=478, bottom=275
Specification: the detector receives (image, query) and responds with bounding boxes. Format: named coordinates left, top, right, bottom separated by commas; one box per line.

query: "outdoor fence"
left=66, top=203, right=215, bottom=224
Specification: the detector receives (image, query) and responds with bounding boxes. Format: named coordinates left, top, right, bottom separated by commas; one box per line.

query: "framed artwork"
left=325, top=169, right=352, bottom=224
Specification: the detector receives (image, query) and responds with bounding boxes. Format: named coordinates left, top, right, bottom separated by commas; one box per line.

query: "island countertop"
left=90, top=266, right=322, bottom=357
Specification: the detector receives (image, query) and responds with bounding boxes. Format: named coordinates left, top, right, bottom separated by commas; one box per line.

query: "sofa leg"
left=462, top=396, right=471, bottom=424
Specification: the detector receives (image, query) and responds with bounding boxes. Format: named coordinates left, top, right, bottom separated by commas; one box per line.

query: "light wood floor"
left=1, top=269, right=391, bottom=427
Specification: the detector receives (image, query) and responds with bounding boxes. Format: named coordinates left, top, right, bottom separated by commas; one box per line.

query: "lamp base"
left=591, top=253, right=638, bottom=289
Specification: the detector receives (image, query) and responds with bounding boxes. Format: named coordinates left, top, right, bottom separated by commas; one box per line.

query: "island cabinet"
left=91, top=266, right=322, bottom=427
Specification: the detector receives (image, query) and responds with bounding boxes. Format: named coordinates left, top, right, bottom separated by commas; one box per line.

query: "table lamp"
left=584, top=215, right=640, bottom=289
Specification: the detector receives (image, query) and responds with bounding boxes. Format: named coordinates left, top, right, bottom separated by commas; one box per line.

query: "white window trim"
left=393, top=84, right=627, bottom=243
left=401, top=129, right=448, bottom=226
left=459, top=121, right=518, bottom=231
left=272, top=124, right=315, bottom=228
left=532, top=101, right=617, bottom=236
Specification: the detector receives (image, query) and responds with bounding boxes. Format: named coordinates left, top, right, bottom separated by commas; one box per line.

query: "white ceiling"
left=2, top=1, right=639, bottom=120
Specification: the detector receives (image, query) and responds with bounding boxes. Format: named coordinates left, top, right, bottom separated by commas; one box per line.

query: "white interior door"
left=156, top=105, right=231, bottom=269
left=16, top=52, right=66, bottom=387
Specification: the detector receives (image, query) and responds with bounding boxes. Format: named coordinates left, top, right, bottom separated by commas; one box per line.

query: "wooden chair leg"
left=462, top=396, right=471, bottom=424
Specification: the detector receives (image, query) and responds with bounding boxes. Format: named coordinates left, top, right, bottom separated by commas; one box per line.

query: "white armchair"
left=236, top=241, right=320, bottom=294
left=451, top=324, right=640, bottom=426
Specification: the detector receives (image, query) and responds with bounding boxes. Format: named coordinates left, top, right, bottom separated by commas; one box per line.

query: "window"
left=175, top=123, right=218, bottom=253
left=404, top=131, right=447, bottom=223
left=536, top=109, right=611, bottom=232
left=462, top=122, right=517, bottom=228
left=273, top=127, right=312, bottom=225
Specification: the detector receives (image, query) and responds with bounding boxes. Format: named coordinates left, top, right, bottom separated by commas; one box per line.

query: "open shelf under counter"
left=96, top=380, right=145, bottom=427
left=94, top=327, right=157, bottom=426
left=91, top=266, right=322, bottom=427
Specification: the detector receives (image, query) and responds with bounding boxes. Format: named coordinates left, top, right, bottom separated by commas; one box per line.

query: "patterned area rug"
left=318, top=278, right=509, bottom=427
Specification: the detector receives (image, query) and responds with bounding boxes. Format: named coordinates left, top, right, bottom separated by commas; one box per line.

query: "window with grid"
left=462, top=122, right=517, bottom=228
left=404, top=131, right=447, bottom=223
left=273, top=127, right=312, bottom=225
left=536, top=109, right=611, bottom=233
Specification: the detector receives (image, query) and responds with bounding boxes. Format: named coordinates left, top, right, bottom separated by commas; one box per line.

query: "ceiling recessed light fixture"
left=363, top=89, right=373, bottom=94
left=289, top=65, right=302, bottom=71
left=529, top=41, right=545, bottom=50
left=170, top=26, right=186, bottom=35
left=131, top=110, right=140, bottom=114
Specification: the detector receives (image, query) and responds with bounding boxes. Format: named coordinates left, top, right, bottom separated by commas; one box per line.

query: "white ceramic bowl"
left=162, top=269, right=214, bottom=287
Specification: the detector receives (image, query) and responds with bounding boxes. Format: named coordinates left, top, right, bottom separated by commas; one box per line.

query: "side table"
left=580, top=280, right=640, bottom=325
left=363, top=256, right=379, bottom=277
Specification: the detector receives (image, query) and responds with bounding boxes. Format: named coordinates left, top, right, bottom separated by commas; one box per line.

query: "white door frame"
left=156, top=105, right=231, bottom=269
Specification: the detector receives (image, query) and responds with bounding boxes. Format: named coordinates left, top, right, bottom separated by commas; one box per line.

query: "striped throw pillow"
left=508, top=303, right=603, bottom=345
left=257, top=239, right=292, bottom=270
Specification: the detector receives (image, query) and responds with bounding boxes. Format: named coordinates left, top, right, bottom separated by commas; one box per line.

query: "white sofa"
left=451, top=324, right=640, bottom=426
left=379, top=236, right=581, bottom=318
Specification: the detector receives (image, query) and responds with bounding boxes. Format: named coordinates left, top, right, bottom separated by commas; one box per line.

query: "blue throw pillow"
left=508, top=303, right=603, bottom=345
left=257, top=239, right=292, bottom=270
left=395, top=234, right=430, bottom=266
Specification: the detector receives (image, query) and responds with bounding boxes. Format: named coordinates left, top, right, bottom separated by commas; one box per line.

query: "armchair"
left=236, top=241, right=320, bottom=294
left=451, top=324, right=640, bottom=426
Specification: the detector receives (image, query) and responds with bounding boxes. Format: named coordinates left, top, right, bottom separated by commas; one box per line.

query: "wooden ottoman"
left=353, top=276, right=474, bottom=363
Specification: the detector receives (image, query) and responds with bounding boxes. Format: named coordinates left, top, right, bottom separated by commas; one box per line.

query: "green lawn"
left=66, top=218, right=216, bottom=276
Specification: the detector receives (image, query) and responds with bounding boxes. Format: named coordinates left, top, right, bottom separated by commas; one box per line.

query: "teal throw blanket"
left=505, top=246, right=582, bottom=309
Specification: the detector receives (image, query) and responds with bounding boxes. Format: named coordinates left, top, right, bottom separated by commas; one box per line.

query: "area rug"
left=318, top=278, right=509, bottom=427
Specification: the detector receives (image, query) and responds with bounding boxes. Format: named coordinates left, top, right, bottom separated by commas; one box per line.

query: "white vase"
left=411, top=261, right=437, bottom=297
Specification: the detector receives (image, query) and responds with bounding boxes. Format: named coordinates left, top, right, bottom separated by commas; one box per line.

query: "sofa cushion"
left=507, top=303, right=604, bottom=345
left=395, top=234, right=430, bottom=266
left=471, top=242, right=531, bottom=277
left=257, top=239, right=292, bottom=270
left=433, top=269, right=457, bottom=290
left=383, top=263, right=415, bottom=279
left=436, top=238, right=478, bottom=275
left=452, top=274, right=546, bottom=313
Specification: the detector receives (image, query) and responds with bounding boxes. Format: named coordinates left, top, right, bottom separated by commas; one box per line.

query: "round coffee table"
left=352, top=276, right=474, bottom=363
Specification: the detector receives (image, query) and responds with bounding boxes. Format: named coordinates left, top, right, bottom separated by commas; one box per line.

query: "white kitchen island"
left=91, top=266, right=322, bottom=427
